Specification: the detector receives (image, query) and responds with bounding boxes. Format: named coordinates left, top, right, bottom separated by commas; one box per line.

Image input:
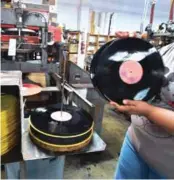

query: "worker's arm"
left=110, top=100, right=174, bottom=133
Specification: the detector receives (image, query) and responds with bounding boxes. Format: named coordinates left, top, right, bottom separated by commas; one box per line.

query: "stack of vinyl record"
left=1, top=94, right=20, bottom=156
left=29, top=104, right=94, bottom=152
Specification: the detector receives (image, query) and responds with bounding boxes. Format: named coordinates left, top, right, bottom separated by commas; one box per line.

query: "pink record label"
left=119, top=61, right=143, bottom=84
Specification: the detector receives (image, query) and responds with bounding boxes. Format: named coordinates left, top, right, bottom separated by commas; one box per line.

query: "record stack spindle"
left=28, top=51, right=94, bottom=152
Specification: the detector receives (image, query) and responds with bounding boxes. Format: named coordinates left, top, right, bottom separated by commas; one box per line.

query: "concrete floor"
left=64, top=105, right=130, bottom=179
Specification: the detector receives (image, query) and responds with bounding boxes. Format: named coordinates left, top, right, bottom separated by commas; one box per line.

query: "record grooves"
left=1, top=94, right=20, bottom=156
left=90, top=37, right=165, bottom=104
left=29, top=104, right=94, bottom=152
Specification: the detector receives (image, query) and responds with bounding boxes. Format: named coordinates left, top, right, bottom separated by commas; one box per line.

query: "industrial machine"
left=1, top=1, right=106, bottom=179
left=1, top=0, right=61, bottom=72
left=145, top=0, right=174, bottom=47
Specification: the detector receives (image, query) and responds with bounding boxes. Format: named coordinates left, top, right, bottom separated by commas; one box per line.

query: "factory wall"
left=56, top=0, right=171, bottom=34
left=56, top=7, right=168, bottom=34
left=22, top=0, right=171, bottom=33
left=56, top=3, right=90, bottom=32
left=109, top=13, right=168, bottom=34
left=57, top=4, right=78, bottom=30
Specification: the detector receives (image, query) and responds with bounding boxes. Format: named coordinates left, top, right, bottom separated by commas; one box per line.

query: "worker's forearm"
left=147, top=106, right=174, bottom=133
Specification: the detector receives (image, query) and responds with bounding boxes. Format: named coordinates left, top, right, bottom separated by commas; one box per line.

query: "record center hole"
left=50, top=111, right=72, bottom=122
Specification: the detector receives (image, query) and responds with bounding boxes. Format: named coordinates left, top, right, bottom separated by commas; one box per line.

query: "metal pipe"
left=60, top=51, right=67, bottom=115
left=169, top=0, right=174, bottom=21
left=140, top=0, right=149, bottom=32
left=77, top=0, right=82, bottom=30
left=150, top=1, right=156, bottom=25
left=108, top=13, right=114, bottom=35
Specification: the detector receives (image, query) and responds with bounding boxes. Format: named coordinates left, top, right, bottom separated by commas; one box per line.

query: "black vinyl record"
left=30, top=104, right=93, bottom=136
left=29, top=104, right=94, bottom=150
left=90, top=38, right=165, bottom=104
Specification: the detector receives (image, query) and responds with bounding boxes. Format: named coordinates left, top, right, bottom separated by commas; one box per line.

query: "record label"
left=119, top=61, right=143, bottom=84
left=51, top=111, right=72, bottom=122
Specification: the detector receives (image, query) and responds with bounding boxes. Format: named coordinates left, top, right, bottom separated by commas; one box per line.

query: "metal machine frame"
left=1, top=2, right=106, bottom=179
left=1, top=69, right=106, bottom=179
left=1, top=7, right=62, bottom=73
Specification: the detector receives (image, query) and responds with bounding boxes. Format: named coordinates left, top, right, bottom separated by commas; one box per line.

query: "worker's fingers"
left=110, top=101, right=120, bottom=107
left=123, top=99, right=137, bottom=106
left=110, top=101, right=124, bottom=111
left=110, top=101, right=134, bottom=113
left=117, top=105, right=135, bottom=113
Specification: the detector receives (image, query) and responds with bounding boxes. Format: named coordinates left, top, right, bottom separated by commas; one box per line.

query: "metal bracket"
left=51, top=72, right=95, bottom=117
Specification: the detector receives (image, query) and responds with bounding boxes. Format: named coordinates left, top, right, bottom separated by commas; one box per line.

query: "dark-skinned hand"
left=110, top=100, right=153, bottom=116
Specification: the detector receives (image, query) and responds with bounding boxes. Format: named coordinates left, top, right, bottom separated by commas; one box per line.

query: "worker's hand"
left=110, top=100, right=152, bottom=116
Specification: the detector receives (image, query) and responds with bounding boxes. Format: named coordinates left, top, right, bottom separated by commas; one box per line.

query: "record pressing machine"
left=1, top=1, right=106, bottom=179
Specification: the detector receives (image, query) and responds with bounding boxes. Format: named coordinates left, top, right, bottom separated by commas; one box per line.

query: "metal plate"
left=22, top=116, right=106, bottom=161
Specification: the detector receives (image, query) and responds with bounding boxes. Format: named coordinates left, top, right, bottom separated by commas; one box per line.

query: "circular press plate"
left=22, top=83, right=42, bottom=97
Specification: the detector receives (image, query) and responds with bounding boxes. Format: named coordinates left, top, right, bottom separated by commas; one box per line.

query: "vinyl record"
left=22, top=83, right=42, bottom=96
left=1, top=94, right=20, bottom=156
left=90, top=38, right=165, bottom=104
left=5, top=28, right=36, bottom=34
left=29, top=104, right=94, bottom=152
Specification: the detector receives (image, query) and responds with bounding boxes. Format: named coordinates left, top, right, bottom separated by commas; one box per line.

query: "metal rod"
left=60, top=82, right=65, bottom=116
left=150, top=1, right=156, bottom=25
left=108, top=13, right=114, bottom=35
left=169, top=0, right=174, bottom=21
left=77, top=0, right=82, bottom=30
left=140, top=0, right=149, bottom=33
left=60, top=51, right=67, bottom=116
left=18, top=28, right=21, bottom=36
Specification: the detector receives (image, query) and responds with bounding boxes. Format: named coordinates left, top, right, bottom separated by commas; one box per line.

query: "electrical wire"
left=0, top=94, right=20, bottom=156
